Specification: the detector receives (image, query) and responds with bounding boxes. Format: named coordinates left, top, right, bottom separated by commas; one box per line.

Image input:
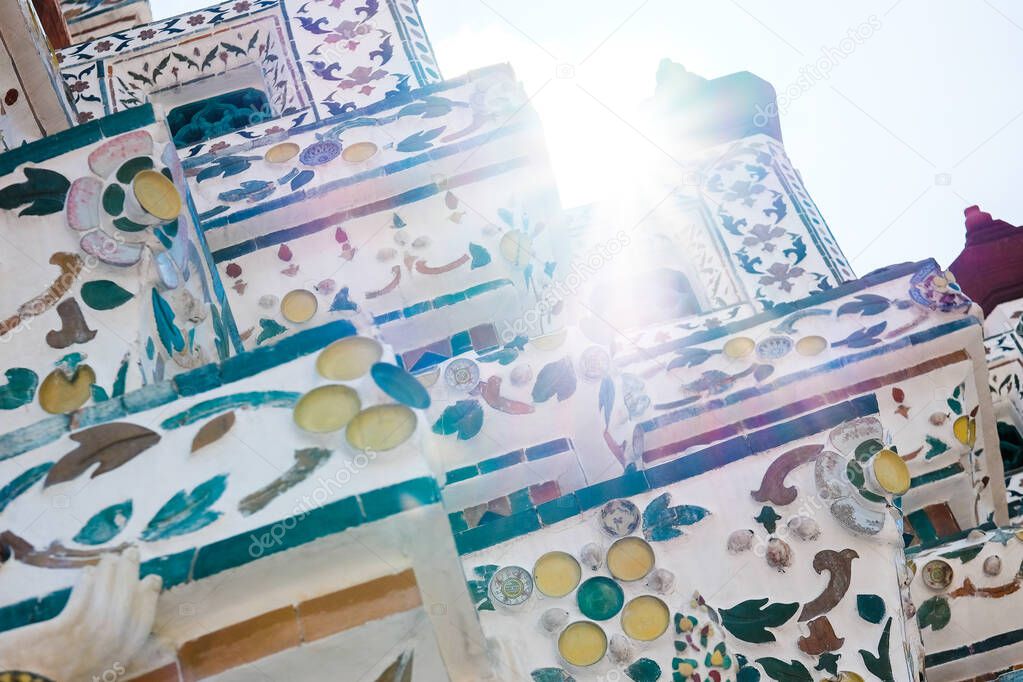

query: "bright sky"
left=150, top=0, right=1023, bottom=276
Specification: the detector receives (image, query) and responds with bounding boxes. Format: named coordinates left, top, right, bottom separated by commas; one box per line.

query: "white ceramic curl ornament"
left=0, top=549, right=161, bottom=681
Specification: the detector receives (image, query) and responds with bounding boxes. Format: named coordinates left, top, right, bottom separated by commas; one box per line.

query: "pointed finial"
left=964, top=205, right=993, bottom=232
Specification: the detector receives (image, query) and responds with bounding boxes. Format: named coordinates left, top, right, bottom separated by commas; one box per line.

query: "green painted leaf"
left=74, top=500, right=132, bottom=545
left=151, top=287, right=185, bottom=354
left=859, top=617, right=895, bottom=682
left=102, top=184, right=125, bottom=215
left=433, top=400, right=484, bottom=440
left=625, top=658, right=661, bottom=681
left=755, top=657, right=812, bottom=682
left=925, top=435, right=949, bottom=459
left=531, top=669, right=574, bottom=682
left=0, top=167, right=70, bottom=216
left=115, top=156, right=154, bottom=183
left=642, top=492, right=710, bottom=541
left=857, top=594, right=885, bottom=624
left=0, top=368, right=38, bottom=409
left=916, top=596, right=950, bottom=631
left=0, top=462, right=52, bottom=513
left=719, top=598, right=798, bottom=643
left=467, top=564, right=499, bottom=611
left=112, top=356, right=129, bottom=398
left=754, top=505, right=781, bottom=534
left=141, top=474, right=227, bottom=541
left=814, top=652, right=840, bottom=676
left=256, top=317, right=287, bottom=345
left=532, top=357, right=577, bottom=402
left=210, top=305, right=231, bottom=361
left=81, top=280, right=135, bottom=310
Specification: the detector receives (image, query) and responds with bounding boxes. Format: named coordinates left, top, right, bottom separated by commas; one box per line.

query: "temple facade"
left=0, top=1, right=1020, bottom=681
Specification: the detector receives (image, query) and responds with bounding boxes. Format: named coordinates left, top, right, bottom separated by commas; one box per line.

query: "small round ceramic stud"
left=598, top=499, right=640, bottom=537
left=607, top=633, right=633, bottom=665
left=765, top=537, right=793, bottom=572
left=489, top=566, right=533, bottom=607
left=787, top=516, right=820, bottom=541
left=921, top=559, right=953, bottom=590
left=580, top=543, right=603, bottom=571
left=510, top=364, right=533, bottom=386
left=727, top=529, right=754, bottom=553
left=645, top=567, right=675, bottom=594
left=539, top=608, right=569, bottom=634
left=984, top=555, right=1003, bottom=576
left=558, top=621, right=607, bottom=668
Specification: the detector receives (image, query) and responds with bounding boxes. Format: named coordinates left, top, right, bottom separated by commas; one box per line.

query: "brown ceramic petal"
left=799, top=548, right=859, bottom=621
left=751, top=444, right=824, bottom=506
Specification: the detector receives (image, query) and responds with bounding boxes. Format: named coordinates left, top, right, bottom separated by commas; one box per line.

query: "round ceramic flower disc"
left=922, top=559, right=953, bottom=590
left=724, top=337, right=755, bottom=359
left=444, top=358, right=480, bottom=391
left=342, top=141, right=379, bottom=163
left=796, top=335, right=828, bottom=356
left=39, top=365, right=96, bottom=414
left=316, top=336, right=383, bottom=380
left=489, top=565, right=533, bottom=607
left=265, top=142, right=300, bottom=163
left=872, top=448, right=910, bottom=495
left=576, top=576, right=625, bottom=621
left=558, top=621, right=607, bottom=667
left=533, top=551, right=582, bottom=598
left=599, top=499, right=640, bottom=537
left=345, top=404, right=417, bottom=451
left=620, top=595, right=670, bottom=641
left=281, top=289, right=318, bottom=324
left=293, top=385, right=361, bottom=433
left=607, top=536, right=655, bottom=582
left=132, top=169, right=181, bottom=220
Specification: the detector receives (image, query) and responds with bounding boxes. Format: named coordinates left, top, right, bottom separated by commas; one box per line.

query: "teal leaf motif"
left=256, top=318, right=287, bottom=345
left=719, top=598, right=798, bottom=643
left=432, top=400, right=484, bottom=440
left=396, top=126, right=446, bottom=152
left=160, top=391, right=301, bottom=429
left=74, top=500, right=132, bottom=545
left=642, top=492, right=710, bottom=541
left=141, top=474, right=227, bottom=541
left=625, top=657, right=661, bottom=681
left=833, top=322, right=887, bottom=349
left=467, top=564, right=499, bottom=611
left=0, top=167, right=71, bottom=216
left=532, top=357, right=577, bottom=403
left=151, top=288, right=185, bottom=354
left=814, top=652, right=840, bottom=676
left=531, top=669, right=574, bottom=682
left=925, top=435, right=950, bottom=459
left=837, top=294, right=891, bottom=317
left=916, top=596, right=950, bottom=632
left=755, top=657, right=812, bottom=682
left=754, top=505, right=781, bottom=534
left=0, top=462, right=52, bottom=513
left=0, top=368, right=38, bottom=410
left=856, top=593, right=886, bottom=624
left=81, top=280, right=135, bottom=311
left=859, top=617, right=895, bottom=682
left=468, top=242, right=491, bottom=269
left=598, top=376, right=614, bottom=428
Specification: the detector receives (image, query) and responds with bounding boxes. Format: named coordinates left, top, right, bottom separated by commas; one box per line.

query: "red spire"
left=949, top=206, right=1023, bottom=314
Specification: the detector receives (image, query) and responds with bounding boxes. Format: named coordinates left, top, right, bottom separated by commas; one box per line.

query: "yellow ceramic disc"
left=281, top=289, right=318, bottom=324
left=500, top=230, right=533, bottom=268
left=342, top=141, right=379, bottom=163
left=346, top=404, right=417, bottom=451
left=265, top=142, right=300, bottom=164
left=39, top=365, right=96, bottom=414
left=530, top=329, right=568, bottom=351
left=872, top=448, right=910, bottom=495
left=132, top=170, right=182, bottom=220
left=620, top=595, right=670, bottom=641
left=293, top=385, right=361, bottom=433
left=834, top=673, right=866, bottom=682
left=724, top=337, right=755, bottom=359
left=558, top=621, right=607, bottom=667
left=607, top=536, right=655, bottom=582
left=533, top=551, right=582, bottom=598
left=316, top=336, right=383, bottom=380
left=795, top=335, right=828, bottom=356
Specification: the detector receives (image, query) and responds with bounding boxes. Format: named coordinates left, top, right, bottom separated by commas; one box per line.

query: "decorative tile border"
left=451, top=394, right=879, bottom=555
left=444, top=437, right=574, bottom=486
left=0, top=476, right=439, bottom=633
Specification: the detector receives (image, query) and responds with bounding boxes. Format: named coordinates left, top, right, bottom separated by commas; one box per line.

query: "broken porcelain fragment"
left=787, top=515, right=821, bottom=541
left=727, top=529, right=754, bottom=553
left=765, top=537, right=793, bottom=572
